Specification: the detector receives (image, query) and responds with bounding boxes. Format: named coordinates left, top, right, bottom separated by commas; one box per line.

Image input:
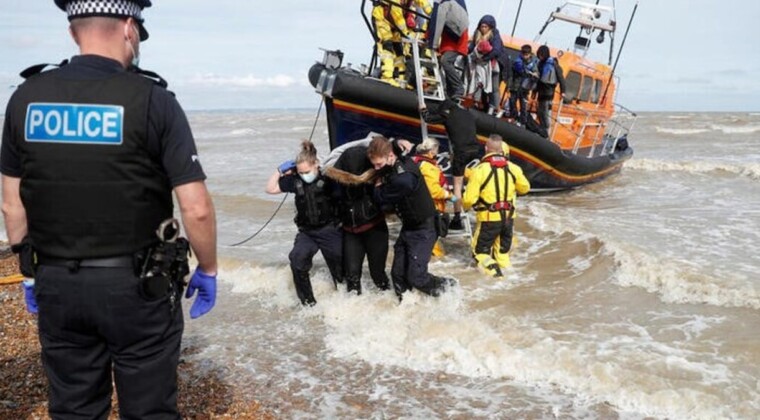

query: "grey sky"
left=1, top=0, right=758, bottom=111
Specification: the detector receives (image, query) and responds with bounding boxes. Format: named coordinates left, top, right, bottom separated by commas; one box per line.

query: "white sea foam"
left=710, top=124, right=760, bottom=134
left=526, top=201, right=760, bottom=310
left=653, top=127, right=710, bottom=135
left=625, top=158, right=760, bottom=180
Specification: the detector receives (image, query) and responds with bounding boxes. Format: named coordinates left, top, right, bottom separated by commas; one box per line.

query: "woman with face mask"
left=266, top=140, right=343, bottom=305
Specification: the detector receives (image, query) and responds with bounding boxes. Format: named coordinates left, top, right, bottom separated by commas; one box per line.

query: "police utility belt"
left=13, top=219, right=191, bottom=304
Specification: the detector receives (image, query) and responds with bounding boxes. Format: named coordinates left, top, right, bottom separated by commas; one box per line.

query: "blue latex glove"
left=22, top=278, right=38, bottom=314
left=185, top=269, right=217, bottom=319
left=278, top=159, right=296, bottom=174
left=448, top=194, right=459, bottom=203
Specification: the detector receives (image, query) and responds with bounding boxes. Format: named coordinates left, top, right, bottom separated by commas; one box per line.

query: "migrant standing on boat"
left=413, top=138, right=457, bottom=257
left=467, top=14, right=509, bottom=114
left=368, top=136, right=455, bottom=298
left=427, top=0, right=469, bottom=100
left=535, top=45, right=568, bottom=134
left=463, top=135, right=530, bottom=277
left=266, top=141, right=343, bottom=305
left=509, top=44, right=538, bottom=124
left=1, top=0, right=218, bottom=417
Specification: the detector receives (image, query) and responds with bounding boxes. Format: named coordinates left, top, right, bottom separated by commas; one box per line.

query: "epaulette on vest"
left=20, top=59, right=69, bottom=79
left=132, top=67, right=170, bottom=90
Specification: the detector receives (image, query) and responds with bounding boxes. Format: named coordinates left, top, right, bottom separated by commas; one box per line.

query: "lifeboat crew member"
left=462, top=135, right=530, bottom=277
left=266, top=140, right=343, bottom=305
left=324, top=139, right=391, bottom=295
left=1, top=0, right=218, bottom=417
left=412, top=138, right=457, bottom=256
left=372, top=0, right=410, bottom=86
left=368, top=136, right=455, bottom=298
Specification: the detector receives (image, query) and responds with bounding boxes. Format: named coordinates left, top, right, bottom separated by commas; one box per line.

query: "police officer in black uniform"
left=266, top=140, right=343, bottom=306
left=367, top=136, right=455, bottom=299
left=0, top=1, right=218, bottom=418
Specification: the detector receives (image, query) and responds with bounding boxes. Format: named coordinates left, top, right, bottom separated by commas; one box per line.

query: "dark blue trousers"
left=289, top=223, right=343, bottom=305
left=35, top=264, right=183, bottom=420
left=391, top=218, right=440, bottom=297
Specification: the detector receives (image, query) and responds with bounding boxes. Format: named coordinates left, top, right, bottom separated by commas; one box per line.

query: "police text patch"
left=25, top=103, right=124, bottom=145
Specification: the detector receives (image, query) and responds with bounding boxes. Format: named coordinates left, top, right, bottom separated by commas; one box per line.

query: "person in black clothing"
left=1, top=1, right=218, bottom=417
left=266, top=140, right=343, bottom=306
left=324, top=142, right=391, bottom=295
left=422, top=98, right=481, bottom=230
left=367, top=136, right=455, bottom=299
left=535, top=45, right=568, bottom=134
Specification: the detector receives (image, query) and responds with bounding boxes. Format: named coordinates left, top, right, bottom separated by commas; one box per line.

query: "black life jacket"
left=8, top=63, right=173, bottom=259
left=475, top=154, right=516, bottom=220
left=293, top=174, right=337, bottom=229
left=386, top=156, right=436, bottom=227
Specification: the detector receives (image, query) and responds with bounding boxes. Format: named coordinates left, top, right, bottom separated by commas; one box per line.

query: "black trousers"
left=391, top=218, right=439, bottom=296
left=35, top=264, right=183, bottom=420
left=289, top=223, right=343, bottom=305
left=342, top=221, right=390, bottom=293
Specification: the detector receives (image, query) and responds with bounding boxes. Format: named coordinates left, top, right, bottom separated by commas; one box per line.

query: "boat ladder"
left=404, top=34, right=445, bottom=139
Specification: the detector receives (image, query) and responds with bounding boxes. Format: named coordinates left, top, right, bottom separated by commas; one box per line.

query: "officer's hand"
left=448, top=194, right=459, bottom=203
left=185, top=269, right=217, bottom=319
left=278, top=159, right=296, bottom=175
left=22, top=278, right=37, bottom=314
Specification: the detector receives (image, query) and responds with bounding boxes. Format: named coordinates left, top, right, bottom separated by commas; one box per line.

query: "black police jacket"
left=293, top=175, right=338, bottom=229
left=7, top=67, right=173, bottom=258
left=381, top=156, right=436, bottom=229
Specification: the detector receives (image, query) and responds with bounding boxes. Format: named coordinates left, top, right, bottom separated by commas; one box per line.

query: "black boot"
left=449, top=213, right=464, bottom=230
left=346, top=275, right=362, bottom=295
left=292, top=269, right=316, bottom=306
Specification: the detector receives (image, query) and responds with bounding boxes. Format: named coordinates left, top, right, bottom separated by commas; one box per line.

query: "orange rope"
left=0, top=273, right=24, bottom=285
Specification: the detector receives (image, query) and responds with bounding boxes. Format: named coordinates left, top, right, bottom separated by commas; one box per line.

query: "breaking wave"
left=625, top=158, right=760, bottom=181
left=653, top=127, right=710, bottom=135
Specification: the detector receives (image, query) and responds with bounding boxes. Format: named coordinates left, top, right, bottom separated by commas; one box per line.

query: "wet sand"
left=0, top=253, right=274, bottom=419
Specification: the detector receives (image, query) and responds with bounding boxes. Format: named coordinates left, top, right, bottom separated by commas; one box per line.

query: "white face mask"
left=299, top=171, right=317, bottom=184
left=126, top=23, right=140, bottom=68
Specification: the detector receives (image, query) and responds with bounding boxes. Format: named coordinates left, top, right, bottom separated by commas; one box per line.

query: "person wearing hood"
left=535, top=45, right=568, bottom=133
left=266, top=140, right=343, bottom=306
left=468, top=14, right=509, bottom=114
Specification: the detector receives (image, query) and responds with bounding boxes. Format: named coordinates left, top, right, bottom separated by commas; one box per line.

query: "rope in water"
left=228, top=97, right=325, bottom=247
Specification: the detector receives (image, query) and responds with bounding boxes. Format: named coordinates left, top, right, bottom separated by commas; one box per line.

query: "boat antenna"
left=511, top=0, right=524, bottom=37
left=601, top=1, right=638, bottom=105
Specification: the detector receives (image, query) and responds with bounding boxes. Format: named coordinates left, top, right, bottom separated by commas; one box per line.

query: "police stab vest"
left=293, top=175, right=337, bottom=229
left=388, top=157, right=436, bottom=227
left=9, top=67, right=173, bottom=258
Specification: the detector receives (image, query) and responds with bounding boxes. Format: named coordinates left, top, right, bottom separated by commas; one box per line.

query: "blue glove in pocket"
left=22, top=278, right=38, bottom=314
left=185, top=269, right=217, bottom=319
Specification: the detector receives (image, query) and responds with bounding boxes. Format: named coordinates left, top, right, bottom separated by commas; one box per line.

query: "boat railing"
left=549, top=100, right=598, bottom=154
left=597, top=103, right=637, bottom=155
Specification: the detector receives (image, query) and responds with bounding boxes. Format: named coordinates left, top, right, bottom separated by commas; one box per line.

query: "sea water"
left=4, top=110, right=760, bottom=419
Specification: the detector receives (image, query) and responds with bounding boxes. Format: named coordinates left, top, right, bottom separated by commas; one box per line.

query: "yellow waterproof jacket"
left=417, top=157, right=450, bottom=212
left=463, top=153, right=531, bottom=222
left=372, top=4, right=408, bottom=42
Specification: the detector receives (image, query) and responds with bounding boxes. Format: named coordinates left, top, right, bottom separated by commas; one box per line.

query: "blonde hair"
left=416, top=137, right=439, bottom=155
left=474, top=27, right=493, bottom=44
left=295, top=140, right=318, bottom=165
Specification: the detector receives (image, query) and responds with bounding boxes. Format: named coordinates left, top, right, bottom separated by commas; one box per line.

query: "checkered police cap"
left=55, top=0, right=152, bottom=41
